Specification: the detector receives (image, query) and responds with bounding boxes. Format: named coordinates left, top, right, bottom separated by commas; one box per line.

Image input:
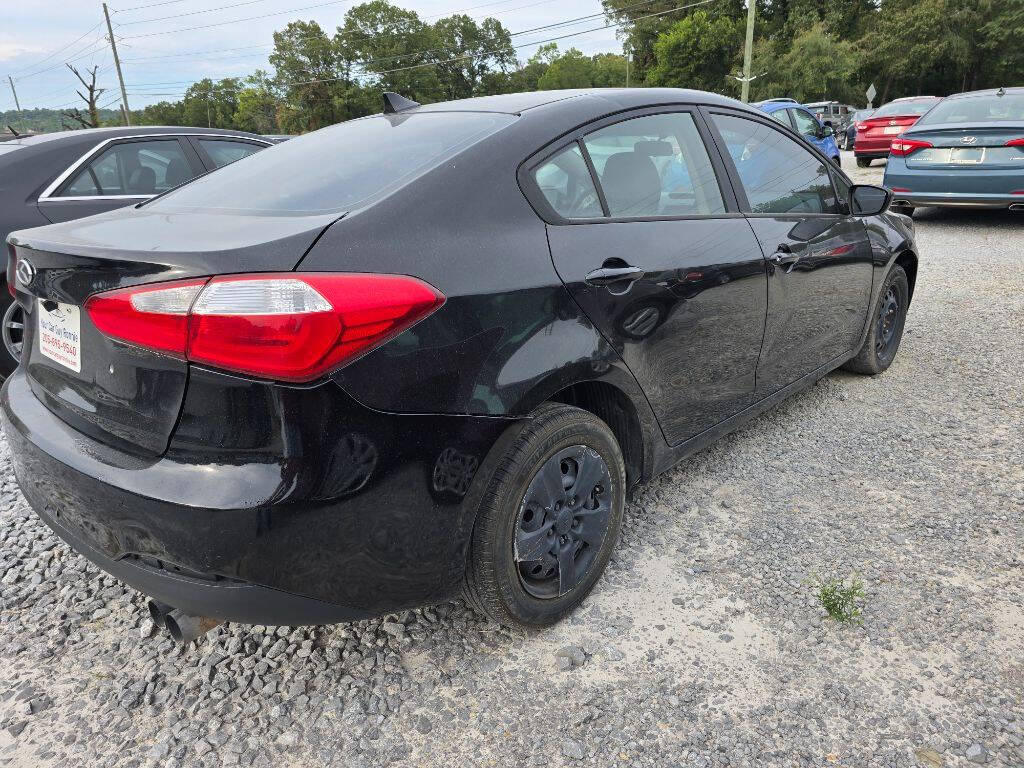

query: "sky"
left=0, top=0, right=621, bottom=112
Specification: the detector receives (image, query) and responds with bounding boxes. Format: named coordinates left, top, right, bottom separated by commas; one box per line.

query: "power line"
left=7, top=23, right=103, bottom=76
left=119, top=0, right=286, bottom=25
left=125, top=0, right=712, bottom=98
left=124, top=0, right=659, bottom=88
left=13, top=37, right=109, bottom=81
left=113, top=0, right=189, bottom=12
left=121, top=0, right=359, bottom=38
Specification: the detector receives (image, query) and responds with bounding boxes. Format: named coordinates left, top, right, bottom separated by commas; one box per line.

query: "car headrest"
left=602, top=152, right=661, bottom=216
left=127, top=166, right=156, bottom=195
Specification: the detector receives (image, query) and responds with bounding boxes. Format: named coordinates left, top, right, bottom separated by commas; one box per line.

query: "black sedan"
left=2, top=89, right=918, bottom=640
left=0, top=126, right=272, bottom=376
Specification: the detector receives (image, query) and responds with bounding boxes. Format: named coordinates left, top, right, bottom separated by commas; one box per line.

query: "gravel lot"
left=1, top=153, right=1022, bottom=768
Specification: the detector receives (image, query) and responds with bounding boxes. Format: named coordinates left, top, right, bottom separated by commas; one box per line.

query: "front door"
left=531, top=109, right=769, bottom=446
left=706, top=110, right=873, bottom=394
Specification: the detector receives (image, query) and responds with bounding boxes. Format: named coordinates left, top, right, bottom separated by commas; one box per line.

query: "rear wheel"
left=856, top=157, right=871, bottom=168
left=844, top=265, right=909, bottom=375
left=465, top=404, right=625, bottom=628
left=890, top=203, right=914, bottom=217
left=0, top=291, right=23, bottom=378
left=831, top=155, right=842, bottom=167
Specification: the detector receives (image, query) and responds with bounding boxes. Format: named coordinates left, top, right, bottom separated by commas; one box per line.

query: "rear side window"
left=711, top=113, right=838, bottom=215
left=58, top=139, right=193, bottom=197
left=582, top=112, right=726, bottom=217
left=533, top=145, right=602, bottom=219
left=198, top=139, right=264, bottom=168
left=149, top=113, right=513, bottom=215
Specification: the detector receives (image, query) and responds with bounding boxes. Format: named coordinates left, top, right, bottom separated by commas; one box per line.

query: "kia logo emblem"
left=961, top=135, right=978, bottom=144
left=15, top=257, right=35, bottom=287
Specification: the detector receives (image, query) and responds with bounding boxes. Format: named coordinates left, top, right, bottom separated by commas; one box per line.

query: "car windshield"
left=917, top=93, right=1024, bottom=124
left=872, top=100, right=936, bottom=118
left=147, top=112, right=514, bottom=215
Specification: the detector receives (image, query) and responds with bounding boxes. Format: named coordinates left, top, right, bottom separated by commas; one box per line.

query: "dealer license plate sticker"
left=37, top=299, right=82, bottom=373
left=883, top=126, right=903, bottom=135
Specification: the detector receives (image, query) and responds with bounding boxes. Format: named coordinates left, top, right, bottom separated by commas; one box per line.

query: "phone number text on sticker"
left=38, top=300, right=82, bottom=373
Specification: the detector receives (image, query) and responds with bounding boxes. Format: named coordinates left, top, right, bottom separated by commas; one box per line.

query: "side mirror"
left=819, top=123, right=834, bottom=137
left=849, top=184, right=891, bottom=216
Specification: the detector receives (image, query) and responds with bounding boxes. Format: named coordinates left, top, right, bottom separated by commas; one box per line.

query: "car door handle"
left=769, top=243, right=800, bottom=265
left=584, top=265, right=646, bottom=287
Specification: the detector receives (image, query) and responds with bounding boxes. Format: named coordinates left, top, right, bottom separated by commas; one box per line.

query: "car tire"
left=890, top=203, right=914, bottom=218
left=856, top=157, right=871, bottom=168
left=843, top=265, right=909, bottom=376
left=464, top=403, right=625, bottom=628
left=831, top=155, right=842, bottom=167
left=0, top=289, right=22, bottom=378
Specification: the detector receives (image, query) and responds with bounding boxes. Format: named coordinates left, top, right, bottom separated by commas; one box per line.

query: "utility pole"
left=625, top=48, right=630, bottom=88
left=102, top=2, right=131, bottom=125
left=740, top=0, right=756, bottom=103
left=7, top=76, right=21, bottom=112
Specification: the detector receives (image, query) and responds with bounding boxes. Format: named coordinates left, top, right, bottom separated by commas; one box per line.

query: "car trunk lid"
left=9, top=206, right=341, bottom=455
left=903, top=123, right=1024, bottom=169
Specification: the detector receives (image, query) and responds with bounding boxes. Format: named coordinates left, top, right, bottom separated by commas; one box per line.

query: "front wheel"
left=856, top=157, right=871, bottom=168
left=844, top=265, right=909, bottom=375
left=465, top=404, right=625, bottom=628
left=890, top=203, right=914, bottom=218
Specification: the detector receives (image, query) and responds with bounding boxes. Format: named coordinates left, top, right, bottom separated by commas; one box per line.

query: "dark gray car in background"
left=1, top=126, right=270, bottom=375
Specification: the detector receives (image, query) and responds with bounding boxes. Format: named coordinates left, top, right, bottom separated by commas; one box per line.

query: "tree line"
left=9, top=0, right=1022, bottom=135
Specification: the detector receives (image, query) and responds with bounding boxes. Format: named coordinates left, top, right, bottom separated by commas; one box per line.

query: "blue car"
left=754, top=100, right=842, bottom=166
left=883, top=87, right=1024, bottom=215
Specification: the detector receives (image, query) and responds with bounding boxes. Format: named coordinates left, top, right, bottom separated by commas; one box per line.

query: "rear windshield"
left=147, top=112, right=514, bottom=215
left=872, top=100, right=937, bottom=118
left=917, top=93, right=1024, bottom=124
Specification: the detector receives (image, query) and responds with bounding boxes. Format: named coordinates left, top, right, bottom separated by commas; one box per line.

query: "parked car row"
left=752, top=99, right=841, bottom=165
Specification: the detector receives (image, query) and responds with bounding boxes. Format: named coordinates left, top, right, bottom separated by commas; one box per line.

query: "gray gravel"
left=1, top=154, right=1023, bottom=767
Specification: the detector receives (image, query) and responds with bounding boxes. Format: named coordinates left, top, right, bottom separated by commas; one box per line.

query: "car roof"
left=413, top=88, right=748, bottom=115
left=752, top=100, right=810, bottom=113
left=942, top=86, right=1024, bottom=100
left=14, top=125, right=267, bottom=147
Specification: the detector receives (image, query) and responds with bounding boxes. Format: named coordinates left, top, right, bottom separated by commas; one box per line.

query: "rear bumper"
left=2, top=367, right=520, bottom=625
left=884, top=160, right=1024, bottom=209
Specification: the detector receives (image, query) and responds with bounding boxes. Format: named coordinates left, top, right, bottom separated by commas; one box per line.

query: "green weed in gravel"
left=814, top=575, right=866, bottom=624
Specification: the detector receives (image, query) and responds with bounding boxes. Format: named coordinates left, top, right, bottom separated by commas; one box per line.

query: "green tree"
left=336, top=1, right=441, bottom=104
left=234, top=71, right=280, bottom=133
left=430, top=14, right=516, bottom=100
left=270, top=20, right=340, bottom=131
left=537, top=48, right=594, bottom=90
left=646, top=10, right=743, bottom=93
left=179, top=78, right=242, bottom=128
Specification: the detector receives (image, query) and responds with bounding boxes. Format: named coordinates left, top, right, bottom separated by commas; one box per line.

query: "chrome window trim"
left=37, top=133, right=272, bottom=202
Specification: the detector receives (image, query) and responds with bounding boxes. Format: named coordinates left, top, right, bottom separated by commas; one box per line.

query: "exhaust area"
left=163, top=609, right=224, bottom=645
left=147, top=600, right=223, bottom=645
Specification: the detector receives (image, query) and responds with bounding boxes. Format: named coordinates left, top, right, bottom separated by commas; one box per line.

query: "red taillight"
left=890, top=138, right=933, bottom=156
left=6, top=244, right=16, bottom=298
left=85, top=273, right=444, bottom=382
left=1006, top=138, right=1024, bottom=147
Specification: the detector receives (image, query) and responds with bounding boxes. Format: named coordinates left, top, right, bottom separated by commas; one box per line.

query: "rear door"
left=37, top=136, right=205, bottom=224
left=705, top=109, right=873, bottom=394
left=528, top=107, right=769, bottom=446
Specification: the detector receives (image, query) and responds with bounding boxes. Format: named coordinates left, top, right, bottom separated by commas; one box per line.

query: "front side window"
left=58, top=139, right=193, bottom=197
left=789, top=109, right=819, bottom=138
left=533, top=144, right=603, bottom=220
left=199, top=139, right=264, bottom=168
left=711, top=113, right=838, bottom=215
left=582, top=112, right=726, bottom=217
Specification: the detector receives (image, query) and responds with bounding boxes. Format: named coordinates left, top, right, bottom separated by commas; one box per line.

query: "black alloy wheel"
left=515, top=445, right=612, bottom=599
left=465, top=404, right=625, bottom=628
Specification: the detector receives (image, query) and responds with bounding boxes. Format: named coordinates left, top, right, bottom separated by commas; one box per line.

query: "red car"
left=854, top=96, right=940, bottom=167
